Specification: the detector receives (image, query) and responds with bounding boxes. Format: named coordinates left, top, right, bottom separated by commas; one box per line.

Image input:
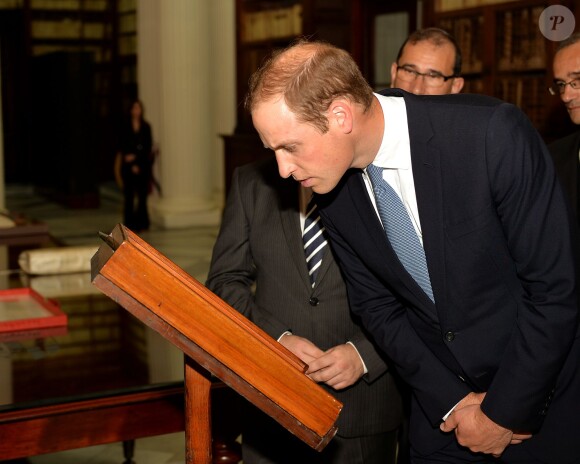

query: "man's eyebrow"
left=399, top=63, right=446, bottom=75
left=271, top=141, right=298, bottom=151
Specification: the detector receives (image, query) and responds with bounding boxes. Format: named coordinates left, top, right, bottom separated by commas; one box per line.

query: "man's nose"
left=275, top=152, right=293, bottom=179
left=413, top=76, right=428, bottom=95
left=562, top=84, right=576, bottom=102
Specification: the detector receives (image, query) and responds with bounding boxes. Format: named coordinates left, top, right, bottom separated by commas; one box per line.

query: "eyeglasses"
left=549, top=78, right=580, bottom=95
left=396, top=65, right=456, bottom=88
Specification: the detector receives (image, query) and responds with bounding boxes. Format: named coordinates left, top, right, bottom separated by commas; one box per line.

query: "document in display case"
left=0, top=288, right=67, bottom=342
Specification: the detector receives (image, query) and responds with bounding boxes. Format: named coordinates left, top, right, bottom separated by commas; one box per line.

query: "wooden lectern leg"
left=185, top=356, right=213, bottom=464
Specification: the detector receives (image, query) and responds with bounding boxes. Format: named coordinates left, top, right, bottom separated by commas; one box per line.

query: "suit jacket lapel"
left=347, top=171, right=397, bottom=263
left=346, top=171, right=435, bottom=313
left=278, top=183, right=335, bottom=291
left=277, top=185, right=313, bottom=291
left=405, top=94, right=447, bottom=321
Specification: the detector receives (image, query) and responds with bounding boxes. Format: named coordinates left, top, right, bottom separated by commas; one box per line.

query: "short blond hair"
left=245, top=39, right=374, bottom=133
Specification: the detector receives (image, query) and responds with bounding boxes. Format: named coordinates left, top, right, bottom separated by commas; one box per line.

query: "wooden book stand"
left=91, top=224, right=342, bottom=464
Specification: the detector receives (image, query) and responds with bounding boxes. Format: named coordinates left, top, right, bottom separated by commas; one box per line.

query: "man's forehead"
left=252, top=95, right=286, bottom=115
left=400, top=41, right=454, bottom=69
left=404, top=39, right=452, bottom=52
left=554, top=42, right=580, bottom=75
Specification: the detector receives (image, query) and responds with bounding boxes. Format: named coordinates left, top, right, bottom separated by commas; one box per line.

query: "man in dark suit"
left=548, top=32, right=580, bottom=222
left=244, top=39, right=580, bottom=463
left=206, top=156, right=404, bottom=463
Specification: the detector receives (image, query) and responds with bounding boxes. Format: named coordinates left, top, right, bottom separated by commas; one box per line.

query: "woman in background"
left=118, top=99, right=153, bottom=232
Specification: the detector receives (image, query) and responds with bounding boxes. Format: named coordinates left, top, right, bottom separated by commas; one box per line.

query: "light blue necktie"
left=366, top=163, right=434, bottom=302
left=303, top=197, right=328, bottom=287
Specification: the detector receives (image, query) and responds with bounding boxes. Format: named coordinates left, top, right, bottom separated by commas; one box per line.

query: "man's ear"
left=329, top=100, right=353, bottom=134
left=451, top=76, right=465, bottom=94
left=390, top=62, right=398, bottom=88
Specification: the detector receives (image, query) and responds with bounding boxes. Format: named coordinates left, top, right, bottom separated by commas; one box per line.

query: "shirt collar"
left=371, top=93, right=411, bottom=171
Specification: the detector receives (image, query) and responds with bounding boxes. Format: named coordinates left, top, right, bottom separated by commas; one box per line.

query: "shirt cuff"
left=346, top=341, right=368, bottom=374
left=277, top=330, right=292, bottom=342
left=442, top=400, right=462, bottom=421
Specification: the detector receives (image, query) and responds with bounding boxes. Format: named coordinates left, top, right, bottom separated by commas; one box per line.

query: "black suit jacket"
left=548, top=130, right=580, bottom=220
left=206, top=157, right=403, bottom=438
left=317, top=89, right=580, bottom=460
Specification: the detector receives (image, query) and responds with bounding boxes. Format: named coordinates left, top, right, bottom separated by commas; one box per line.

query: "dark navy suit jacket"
left=549, top=129, right=580, bottom=221
left=317, top=89, right=580, bottom=461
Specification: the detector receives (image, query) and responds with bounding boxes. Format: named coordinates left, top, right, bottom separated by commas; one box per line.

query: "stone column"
left=137, top=0, right=235, bottom=381
left=209, top=1, right=237, bottom=203
left=137, top=0, right=235, bottom=228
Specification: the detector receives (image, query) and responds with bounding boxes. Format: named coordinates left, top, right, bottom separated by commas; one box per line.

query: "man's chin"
left=567, top=109, right=580, bottom=125
left=311, top=182, right=339, bottom=195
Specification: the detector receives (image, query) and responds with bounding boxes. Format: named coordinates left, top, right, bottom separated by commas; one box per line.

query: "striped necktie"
left=366, top=163, right=434, bottom=302
left=303, top=197, right=328, bottom=287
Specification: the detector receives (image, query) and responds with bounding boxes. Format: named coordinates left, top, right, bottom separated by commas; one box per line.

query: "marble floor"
left=3, top=183, right=223, bottom=464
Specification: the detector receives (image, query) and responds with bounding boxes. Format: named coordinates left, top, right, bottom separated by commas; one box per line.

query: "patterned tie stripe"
left=366, top=164, right=434, bottom=302
left=303, top=198, right=328, bottom=287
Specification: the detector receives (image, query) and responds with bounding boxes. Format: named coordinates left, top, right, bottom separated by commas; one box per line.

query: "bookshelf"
left=0, top=0, right=131, bottom=202
left=24, top=0, right=119, bottom=206
left=116, top=0, right=137, bottom=112
left=24, top=0, right=118, bottom=122
left=424, top=0, right=578, bottom=140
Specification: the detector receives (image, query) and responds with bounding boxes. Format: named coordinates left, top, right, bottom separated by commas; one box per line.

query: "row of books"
left=29, top=0, right=109, bottom=10
left=437, top=16, right=483, bottom=74
left=31, top=20, right=109, bottom=40
left=119, top=11, right=136, bottom=34
left=494, top=75, right=546, bottom=131
left=496, top=7, right=546, bottom=71
left=438, top=5, right=547, bottom=74
left=0, top=0, right=112, bottom=11
left=241, top=4, right=303, bottom=43
left=435, top=0, right=510, bottom=12
left=119, top=34, right=137, bottom=56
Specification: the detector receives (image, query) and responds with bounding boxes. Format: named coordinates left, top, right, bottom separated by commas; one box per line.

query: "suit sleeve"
left=348, top=328, right=390, bottom=383
left=205, top=167, right=290, bottom=340
left=479, top=103, right=579, bottom=431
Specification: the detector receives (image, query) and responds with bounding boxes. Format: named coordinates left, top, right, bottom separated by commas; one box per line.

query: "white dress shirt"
left=362, top=93, right=424, bottom=245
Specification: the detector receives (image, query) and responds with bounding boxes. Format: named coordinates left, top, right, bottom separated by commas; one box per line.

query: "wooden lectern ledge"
left=91, top=224, right=342, bottom=459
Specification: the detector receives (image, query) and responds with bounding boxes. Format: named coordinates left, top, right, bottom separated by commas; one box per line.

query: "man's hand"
left=454, top=391, right=486, bottom=409
left=305, top=344, right=365, bottom=390
left=440, top=393, right=532, bottom=457
left=278, top=333, right=324, bottom=365
left=279, top=336, right=364, bottom=389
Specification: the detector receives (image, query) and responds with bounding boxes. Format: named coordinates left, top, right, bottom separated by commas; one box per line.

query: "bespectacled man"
left=548, top=32, right=580, bottom=223
left=390, top=27, right=464, bottom=96
left=550, top=33, right=580, bottom=123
